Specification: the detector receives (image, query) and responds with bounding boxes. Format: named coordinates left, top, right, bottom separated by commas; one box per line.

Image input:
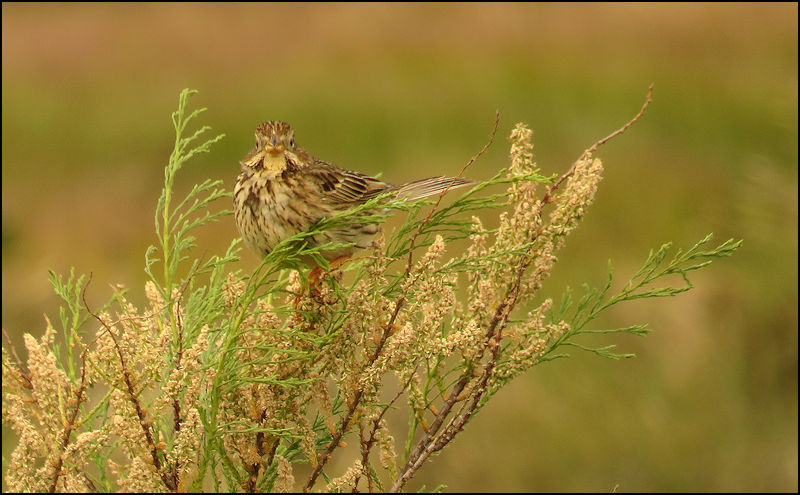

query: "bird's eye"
left=288, top=138, right=295, bottom=148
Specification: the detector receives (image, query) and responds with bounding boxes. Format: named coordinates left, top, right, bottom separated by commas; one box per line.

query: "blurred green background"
left=2, top=3, right=796, bottom=492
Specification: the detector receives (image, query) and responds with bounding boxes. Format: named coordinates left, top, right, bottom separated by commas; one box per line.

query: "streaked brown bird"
left=234, top=121, right=472, bottom=270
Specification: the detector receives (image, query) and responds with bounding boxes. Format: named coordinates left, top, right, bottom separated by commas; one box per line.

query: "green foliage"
left=547, top=234, right=743, bottom=361
left=146, top=88, right=230, bottom=295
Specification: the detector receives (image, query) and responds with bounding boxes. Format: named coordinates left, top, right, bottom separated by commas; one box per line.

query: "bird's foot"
left=308, top=256, right=350, bottom=294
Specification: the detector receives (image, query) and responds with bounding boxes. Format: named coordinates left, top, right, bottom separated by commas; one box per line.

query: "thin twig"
left=355, top=421, right=372, bottom=493
left=304, top=117, right=499, bottom=492
left=541, top=84, right=653, bottom=205
left=82, top=274, right=177, bottom=492
left=48, top=348, right=89, bottom=493
left=395, top=299, right=508, bottom=485
left=246, top=408, right=281, bottom=492
left=582, top=84, right=654, bottom=158
left=404, top=111, right=500, bottom=276
left=394, top=88, right=654, bottom=490
left=81, top=471, right=98, bottom=493
left=2, top=327, right=32, bottom=389
left=304, top=390, right=363, bottom=491
left=392, top=223, right=537, bottom=492
left=167, top=258, right=202, bottom=489
left=355, top=369, right=418, bottom=492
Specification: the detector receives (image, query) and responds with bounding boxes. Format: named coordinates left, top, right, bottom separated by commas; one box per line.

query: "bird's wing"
left=311, top=162, right=395, bottom=205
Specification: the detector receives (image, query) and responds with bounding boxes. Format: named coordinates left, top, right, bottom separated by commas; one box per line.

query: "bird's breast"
left=234, top=172, right=326, bottom=256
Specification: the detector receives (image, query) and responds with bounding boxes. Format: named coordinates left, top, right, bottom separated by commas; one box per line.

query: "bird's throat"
left=257, top=152, right=288, bottom=175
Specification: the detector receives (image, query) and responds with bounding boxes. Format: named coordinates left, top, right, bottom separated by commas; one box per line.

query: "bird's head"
left=241, top=121, right=300, bottom=173
left=255, top=121, right=297, bottom=156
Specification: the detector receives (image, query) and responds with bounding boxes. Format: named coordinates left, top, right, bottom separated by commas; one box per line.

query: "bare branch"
left=48, top=348, right=89, bottom=493
left=2, top=327, right=32, bottom=389
left=541, top=84, right=653, bottom=206
left=82, top=274, right=177, bottom=492
left=404, top=111, right=500, bottom=277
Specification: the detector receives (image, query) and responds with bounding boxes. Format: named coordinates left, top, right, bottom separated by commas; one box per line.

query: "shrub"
left=2, top=88, right=740, bottom=492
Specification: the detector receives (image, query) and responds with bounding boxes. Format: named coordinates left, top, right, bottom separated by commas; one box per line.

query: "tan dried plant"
left=2, top=88, right=741, bottom=493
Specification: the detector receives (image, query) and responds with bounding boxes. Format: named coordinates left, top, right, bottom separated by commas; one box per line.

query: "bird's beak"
left=265, top=136, right=284, bottom=155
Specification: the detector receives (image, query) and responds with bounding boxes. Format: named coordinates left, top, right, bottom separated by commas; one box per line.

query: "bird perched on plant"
left=234, top=121, right=472, bottom=269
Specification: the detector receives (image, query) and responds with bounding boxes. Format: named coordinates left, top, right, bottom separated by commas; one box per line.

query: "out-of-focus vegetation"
left=2, top=3, right=796, bottom=492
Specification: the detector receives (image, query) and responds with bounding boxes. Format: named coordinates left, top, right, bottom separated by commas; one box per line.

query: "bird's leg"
left=308, top=266, right=324, bottom=295
left=308, top=256, right=350, bottom=294
left=290, top=262, right=332, bottom=325
left=327, top=255, right=351, bottom=272
left=291, top=273, right=307, bottom=326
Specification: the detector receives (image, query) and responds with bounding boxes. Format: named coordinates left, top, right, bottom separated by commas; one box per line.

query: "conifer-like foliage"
left=2, top=88, right=741, bottom=492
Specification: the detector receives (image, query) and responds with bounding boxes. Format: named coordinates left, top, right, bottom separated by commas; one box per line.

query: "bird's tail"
left=396, top=176, right=473, bottom=201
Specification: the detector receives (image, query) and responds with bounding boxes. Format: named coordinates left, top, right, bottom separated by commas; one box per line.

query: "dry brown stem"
left=82, top=275, right=178, bottom=492
left=541, top=84, right=653, bottom=206
left=48, top=349, right=89, bottom=493
left=390, top=87, right=653, bottom=493
left=304, top=115, right=500, bottom=492
left=2, top=327, right=32, bottom=389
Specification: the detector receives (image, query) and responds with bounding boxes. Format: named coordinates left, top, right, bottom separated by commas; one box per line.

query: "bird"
left=233, top=121, right=472, bottom=272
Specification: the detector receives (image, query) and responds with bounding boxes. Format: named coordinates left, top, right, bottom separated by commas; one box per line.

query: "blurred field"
left=2, top=3, right=797, bottom=492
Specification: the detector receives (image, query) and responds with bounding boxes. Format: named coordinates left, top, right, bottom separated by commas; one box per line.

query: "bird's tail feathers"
left=397, top=176, right=473, bottom=201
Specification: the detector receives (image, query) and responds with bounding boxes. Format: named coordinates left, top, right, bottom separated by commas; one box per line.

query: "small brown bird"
left=234, top=121, right=472, bottom=268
